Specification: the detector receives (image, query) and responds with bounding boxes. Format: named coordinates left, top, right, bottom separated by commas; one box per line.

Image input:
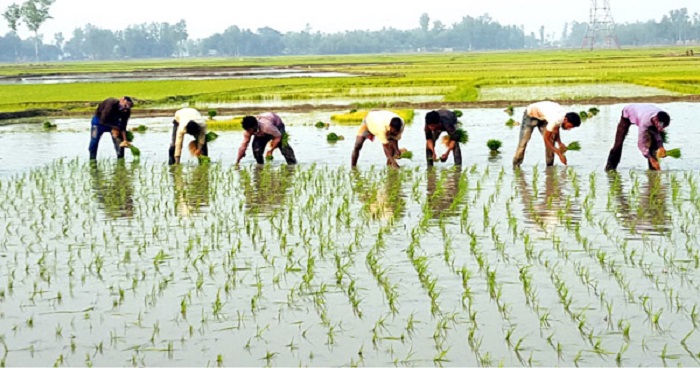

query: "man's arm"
left=236, top=132, right=252, bottom=164
left=441, top=139, right=456, bottom=161
left=383, top=142, right=400, bottom=168
left=425, top=130, right=438, bottom=160
left=543, top=129, right=566, bottom=165
left=197, top=125, right=207, bottom=154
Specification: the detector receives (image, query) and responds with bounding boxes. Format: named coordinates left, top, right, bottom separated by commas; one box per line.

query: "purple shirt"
left=622, top=104, right=665, bottom=158
left=238, top=112, right=284, bottom=157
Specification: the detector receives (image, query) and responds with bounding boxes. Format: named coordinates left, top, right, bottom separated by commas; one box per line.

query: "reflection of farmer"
left=171, top=164, right=210, bottom=217
left=169, top=108, right=208, bottom=165
left=90, top=161, right=135, bottom=218
left=88, top=96, right=133, bottom=160
left=425, top=110, right=462, bottom=166
left=426, top=167, right=463, bottom=219
left=515, top=167, right=580, bottom=233
left=350, top=168, right=405, bottom=222
left=240, top=165, right=295, bottom=214
left=605, top=104, right=670, bottom=171
left=236, top=112, right=297, bottom=165
left=607, top=171, right=669, bottom=234
left=512, top=101, right=581, bottom=168
left=351, top=110, right=405, bottom=168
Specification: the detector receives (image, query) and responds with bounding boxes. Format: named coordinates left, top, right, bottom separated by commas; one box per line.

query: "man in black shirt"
left=88, top=96, right=133, bottom=160
left=425, top=109, right=462, bottom=166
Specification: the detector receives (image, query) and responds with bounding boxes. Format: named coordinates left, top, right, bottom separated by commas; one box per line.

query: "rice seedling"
left=314, top=121, right=328, bottom=128
left=205, top=131, right=219, bottom=142
left=131, top=124, right=148, bottom=132
left=588, top=107, right=600, bottom=116
left=399, top=150, right=413, bottom=159
left=487, top=139, right=502, bottom=152
left=43, top=121, right=57, bottom=129
left=663, top=148, right=681, bottom=159
left=567, top=141, right=582, bottom=151
left=326, top=132, right=345, bottom=142
left=208, top=109, right=217, bottom=120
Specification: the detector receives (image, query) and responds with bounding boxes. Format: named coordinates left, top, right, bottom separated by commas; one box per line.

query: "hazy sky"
left=2, top=0, right=698, bottom=40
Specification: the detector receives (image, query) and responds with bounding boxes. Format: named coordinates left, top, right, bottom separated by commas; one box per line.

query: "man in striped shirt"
left=512, top=101, right=581, bottom=168
left=605, top=103, right=670, bottom=171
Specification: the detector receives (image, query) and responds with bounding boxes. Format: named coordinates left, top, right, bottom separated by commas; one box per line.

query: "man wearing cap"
left=605, top=103, right=671, bottom=171
left=88, top=96, right=133, bottom=160
left=169, top=108, right=209, bottom=165
left=351, top=110, right=405, bottom=168
left=512, top=101, right=581, bottom=168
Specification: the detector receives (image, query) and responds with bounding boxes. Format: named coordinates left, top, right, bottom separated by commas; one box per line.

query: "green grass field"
left=1, top=47, right=698, bottom=115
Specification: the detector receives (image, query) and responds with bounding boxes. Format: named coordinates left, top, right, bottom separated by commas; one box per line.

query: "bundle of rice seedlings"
left=453, top=110, right=463, bottom=118
left=314, top=121, right=326, bottom=128
left=399, top=150, right=413, bottom=159
left=442, top=128, right=468, bottom=146
left=664, top=148, right=681, bottom=159
left=132, top=125, right=147, bottom=132
left=579, top=111, right=589, bottom=119
left=567, top=141, right=582, bottom=151
left=128, top=145, right=141, bottom=157
left=43, top=121, right=57, bottom=129
left=588, top=107, right=600, bottom=116
left=327, top=132, right=345, bottom=142
left=126, top=130, right=135, bottom=142
left=198, top=156, right=211, bottom=164
left=281, top=132, right=290, bottom=147
left=205, top=131, right=219, bottom=143
left=505, top=118, right=517, bottom=127
left=504, top=106, right=514, bottom=116
left=487, top=139, right=502, bottom=152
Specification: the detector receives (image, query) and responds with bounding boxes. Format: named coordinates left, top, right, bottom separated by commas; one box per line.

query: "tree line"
left=2, top=5, right=700, bottom=62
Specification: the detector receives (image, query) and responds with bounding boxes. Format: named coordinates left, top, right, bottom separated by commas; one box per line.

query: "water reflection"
left=607, top=171, right=670, bottom=235
left=516, top=167, right=581, bottom=233
left=171, top=165, right=211, bottom=217
left=426, top=167, right=464, bottom=220
left=351, top=168, right=405, bottom=222
left=240, top=165, right=295, bottom=215
left=90, top=161, right=135, bottom=219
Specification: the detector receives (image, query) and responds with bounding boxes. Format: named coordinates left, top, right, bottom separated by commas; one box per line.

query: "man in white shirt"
left=169, top=108, right=208, bottom=165
left=512, top=101, right=581, bottom=168
left=351, top=110, right=405, bottom=168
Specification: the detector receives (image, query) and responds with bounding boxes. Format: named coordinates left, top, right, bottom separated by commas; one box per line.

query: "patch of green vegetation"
left=207, top=117, right=244, bottom=131
left=326, top=132, right=345, bottom=142
left=330, top=109, right=414, bottom=125
left=487, top=139, right=502, bottom=152
left=567, top=141, right=582, bottom=151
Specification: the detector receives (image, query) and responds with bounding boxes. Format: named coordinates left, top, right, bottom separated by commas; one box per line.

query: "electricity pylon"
left=582, top=0, right=620, bottom=49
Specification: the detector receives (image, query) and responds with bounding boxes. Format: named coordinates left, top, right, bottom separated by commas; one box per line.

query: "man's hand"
left=265, top=149, right=273, bottom=158
left=657, top=147, right=667, bottom=159
left=440, top=153, right=449, bottom=162
left=649, top=157, right=661, bottom=171
left=559, top=144, right=568, bottom=154
left=193, top=149, right=202, bottom=157
left=558, top=152, right=568, bottom=165
left=119, top=141, right=130, bottom=148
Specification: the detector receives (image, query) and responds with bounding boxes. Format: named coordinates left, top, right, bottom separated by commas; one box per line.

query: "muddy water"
left=1, top=103, right=699, bottom=366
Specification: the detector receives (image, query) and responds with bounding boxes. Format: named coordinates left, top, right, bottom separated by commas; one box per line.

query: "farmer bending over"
left=605, top=103, right=670, bottom=171
left=425, top=109, right=462, bottom=166
left=169, top=108, right=208, bottom=165
left=236, top=112, right=297, bottom=165
left=88, top=96, right=133, bottom=160
left=512, top=101, right=581, bottom=168
left=351, top=110, right=405, bottom=169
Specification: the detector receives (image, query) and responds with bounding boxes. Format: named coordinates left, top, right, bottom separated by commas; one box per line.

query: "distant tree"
left=2, top=3, right=22, bottom=60
left=420, top=13, right=430, bottom=32
left=539, top=25, right=545, bottom=46
left=53, top=31, right=63, bottom=54
left=20, top=0, right=55, bottom=61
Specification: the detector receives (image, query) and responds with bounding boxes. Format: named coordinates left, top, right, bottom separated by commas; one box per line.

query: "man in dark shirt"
left=88, top=96, right=133, bottom=160
left=425, top=109, right=461, bottom=166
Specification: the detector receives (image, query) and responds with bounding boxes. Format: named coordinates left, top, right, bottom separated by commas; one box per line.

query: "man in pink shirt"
left=605, top=103, right=670, bottom=171
left=236, top=112, right=297, bottom=165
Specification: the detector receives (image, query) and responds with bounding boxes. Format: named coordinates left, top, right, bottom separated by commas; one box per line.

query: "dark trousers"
left=512, top=112, right=554, bottom=167
left=89, top=116, right=124, bottom=160
left=252, top=127, right=297, bottom=165
left=425, top=131, right=462, bottom=167
left=605, top=117, right=659, bottom=171
left=168, top=123, right=209, bottom=165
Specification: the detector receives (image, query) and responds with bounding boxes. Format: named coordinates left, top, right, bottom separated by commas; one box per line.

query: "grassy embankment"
left=1, top=47, right=699, bottom=117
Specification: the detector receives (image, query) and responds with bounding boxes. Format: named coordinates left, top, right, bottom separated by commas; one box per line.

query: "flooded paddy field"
left=1, top=103, right=700, bottom=366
